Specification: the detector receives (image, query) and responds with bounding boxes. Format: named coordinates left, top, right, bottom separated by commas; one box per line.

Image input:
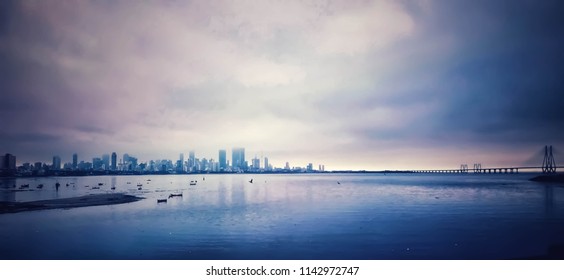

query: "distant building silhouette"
left=219, top=149, right=226, bottom=171
left=232, top=147, right=245, bottom=171
left=102, top=154, right=110, bottom=170
left=111, top=152, right=117, bottom=171
left=92, top=157, right=103, bottom=170
left=52, top=156, right=61, bottom=170
left=252, top=157, right=260, bottom=171
left=1, top=154, right=16, bottom=173
left=188, top=150, right=195, bottom=172
left=72, top=153, right=78, bottom=170
left=178, top=153, right=184, bottom=172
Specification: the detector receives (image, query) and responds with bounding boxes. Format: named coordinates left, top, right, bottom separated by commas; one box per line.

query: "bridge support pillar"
left=542, top=145, right=557, bottom=174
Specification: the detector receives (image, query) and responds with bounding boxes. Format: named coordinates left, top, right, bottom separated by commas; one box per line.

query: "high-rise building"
left=111, top=152, right=117, bottom=171
left=264, top=157, right=269, bottom=171
left=219, top=149, right=226, bottom=171
left=0, top=153, right=16, bottom=171
left=252, top=157, right=260, bottom=171
left=102, top=154, right=110, bottom=170
left=232, top=147, right=245, bottom=171
left=72, top=153, right=78, bottom=170
left=92, top=157, right=103, bottom=170
left=188, top=150, right=195, bottom=172
left=176, top=153, right=184, bottom=173
left=52, top=156, right=61, bottom=170
left=128, top=156, right=138, bottom=170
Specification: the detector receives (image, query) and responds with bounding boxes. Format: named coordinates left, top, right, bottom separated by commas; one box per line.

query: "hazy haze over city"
left=1, top=0, right=564, bottom=170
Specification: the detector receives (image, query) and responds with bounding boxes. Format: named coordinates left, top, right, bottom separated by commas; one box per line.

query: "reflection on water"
left=0, top=174, right=563, bottom=259
left=545, top=185, right=555, bottom=217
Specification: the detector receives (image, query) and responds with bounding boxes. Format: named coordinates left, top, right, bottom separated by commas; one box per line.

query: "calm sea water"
left=0, top=173, right=563, bottom=260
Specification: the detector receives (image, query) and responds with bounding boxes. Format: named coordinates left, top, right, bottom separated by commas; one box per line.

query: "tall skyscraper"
left=52, top=156, right=61, bottom=170
left=219, top=149, right=226, bottom=171
left=188, top=150, right=195, bottom=172
left=72, top=153, right=78, bottom=170
left=111, top=152, right=117, bottom=171
left=264, top=157, right=269, bottom=170
left=102, top=154, right=110, bottom=170
left=232, top=147, right=245, bottom=171
left=178, top=153, right=184, bottom=172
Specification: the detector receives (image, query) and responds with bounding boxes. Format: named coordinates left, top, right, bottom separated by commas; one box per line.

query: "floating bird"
left=249, top=179, right=253, bottom=183
left=337, top=181, right=341, bottom=185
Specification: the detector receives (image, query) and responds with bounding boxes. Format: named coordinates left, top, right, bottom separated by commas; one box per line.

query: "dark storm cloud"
left=421, top=0, right=564, bottom=144
left=1, top=2, right=104, bottom=163
left=315, top=0, right=564, bottom=152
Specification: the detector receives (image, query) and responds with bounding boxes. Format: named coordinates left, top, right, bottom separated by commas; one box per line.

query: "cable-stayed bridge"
left=410, top=145, right=561, bottom=174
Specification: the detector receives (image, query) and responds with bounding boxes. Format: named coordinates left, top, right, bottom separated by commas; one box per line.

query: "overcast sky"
left=1, top=0, right=564, bottom=170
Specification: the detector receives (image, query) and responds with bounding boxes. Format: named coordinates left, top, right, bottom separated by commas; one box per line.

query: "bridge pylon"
left=460, top=164, right=468, bottom=173
left=542, top=145, right=556, bottom=174
left=473, top=163, right=482, bottom=173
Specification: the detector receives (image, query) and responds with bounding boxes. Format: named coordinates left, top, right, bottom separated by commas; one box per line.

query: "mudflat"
left=0, top=193, right=143, bottom=214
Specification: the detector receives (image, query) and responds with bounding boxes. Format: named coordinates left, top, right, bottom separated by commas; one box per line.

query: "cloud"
left=311, top=1, right=414, bottom=55
left=234, top=58, right=306, bottom=87
left=1, top=0, right=564, bottom=169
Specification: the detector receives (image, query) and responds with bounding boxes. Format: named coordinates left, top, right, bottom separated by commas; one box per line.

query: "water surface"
left=1, top=173, right=563, bottom=259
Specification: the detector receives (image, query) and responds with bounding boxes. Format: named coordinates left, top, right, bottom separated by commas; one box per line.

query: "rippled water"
left=1, top=173, right=563, bottom=259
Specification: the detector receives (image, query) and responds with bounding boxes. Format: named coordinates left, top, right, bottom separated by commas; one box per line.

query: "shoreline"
left=0, top=171, right=547, bottom=179
left=0, top=193, right=144, bottom=214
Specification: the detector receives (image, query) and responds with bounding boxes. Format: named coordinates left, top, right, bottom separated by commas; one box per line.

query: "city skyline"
left=1, top=148, right=325, bottom=175
left=2, top=1, right=564, bottom=170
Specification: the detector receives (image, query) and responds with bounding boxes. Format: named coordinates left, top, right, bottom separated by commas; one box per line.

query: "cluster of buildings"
left=1, top=148, right=327, bottom=177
